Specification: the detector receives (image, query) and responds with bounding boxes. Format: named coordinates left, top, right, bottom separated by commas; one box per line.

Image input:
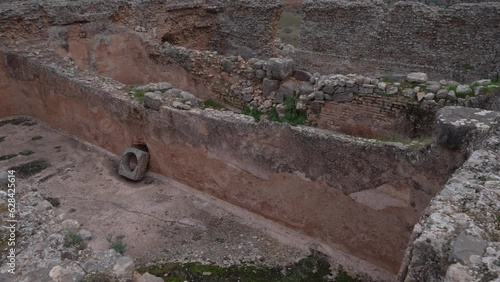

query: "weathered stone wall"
left=210, top=0, right=282, bottom=58
left=0, top=0, right=280, bottom=58
left=300, top=0, right=500, bottom=81
left=0, top=49, right=467, bottom=276
left=399, top=108, right=500, bottom=281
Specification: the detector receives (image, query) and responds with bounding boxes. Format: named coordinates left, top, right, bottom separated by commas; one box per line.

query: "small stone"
left=144, top=92, right=165, bottom=111
left=426, top=83, right=442, bottom=93
left=61, top=219, right=80, bottom=231
left=49, top=262, right=85, bottom=282
left=113, top=257, right=135, bottom=281
left=417, top=92, right=426, bottom=101
left=135, top=25, right=146, bottom=33
left=424, top=93, right=435, bottom=100
left=436, top=89, right=449, bottom=99
left=324, top=94, right=333, bottom=101
left=403, top=89, right=416, bottom=99
left=377, top=82, right=387, bottom=91
left=241, top=87, right=254, bottom=96
left=172, top=101, right=191, bottom=110
left=314, top=91, right=325, bottom=101
left=299, top=82, right=314, bottom=96
left=445, top=264, right=475, bottom=282
left=386, top=86, right=398, bottom=95
left=255, top=69, right=266, bottom=80
left=221, top=59, right=235, bottom=73
left=407, top=72, right=428, bottom=83
left=456, top=85, right=473, bottom=96
left=439, top=79, right=448, bottom=86
left=77, top=229, right=92, bottom=241
left=148, top=82, right=172, bottom=92
left=263, top=100, right=272, bottom=108
left=447, top=90, right=457, bottom=101
left=296, top=101, right=307, bottom=112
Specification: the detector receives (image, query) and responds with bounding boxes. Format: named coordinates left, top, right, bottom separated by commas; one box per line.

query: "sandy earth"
left=0, top=116, right=311, bottom=269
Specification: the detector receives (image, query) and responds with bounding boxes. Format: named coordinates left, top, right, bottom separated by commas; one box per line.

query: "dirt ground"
left=0, top=116, right=310, bottom=268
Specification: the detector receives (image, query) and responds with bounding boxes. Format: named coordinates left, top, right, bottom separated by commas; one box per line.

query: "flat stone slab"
left=449, top=232, right=487, bottom=264
left=436, top=106, right=499, bottom=149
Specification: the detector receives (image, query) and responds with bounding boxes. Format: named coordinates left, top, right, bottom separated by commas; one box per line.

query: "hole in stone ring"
left=128, top=153, right=138, bottom=171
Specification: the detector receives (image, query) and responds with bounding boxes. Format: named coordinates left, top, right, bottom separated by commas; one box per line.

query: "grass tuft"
left=268, top=97, right=307, bottom=126
left=242, top=106, right=261, bottom=122
left=203, top=99, right=225, bottom=110
left=64, top=232, right=86, bottom=250
left=31, top=136, right=43, bottom=141
left=107, top=234, right=126, bottom=255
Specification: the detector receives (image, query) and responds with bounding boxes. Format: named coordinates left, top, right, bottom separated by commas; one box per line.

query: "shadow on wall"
left=48, top=23, right=212, bottom=99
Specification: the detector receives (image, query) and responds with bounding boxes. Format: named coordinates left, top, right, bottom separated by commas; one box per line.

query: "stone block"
left=118, top=147, right=150, bottom=181
left=144, top=92, right=165, bottom=111
left=262, top=78, right=280, bottom=96
left=436, top=106, right=499, bottom=149
left=333, top=92, right=353, bottom=103
left=266, top=58, right=294, bottom=80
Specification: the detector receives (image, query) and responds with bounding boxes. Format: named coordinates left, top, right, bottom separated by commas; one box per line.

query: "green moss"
left=0, top=154, right=18, bottom=161
left=203, top=99, right=225, bottom=110
left=137, top=253, right=332, bottom=282
left=79, top=272, right=118, bottom=282
left=0, top=117, right=30, bottom=128
left=380, top=77, right=395, bottom=83
left=64, top=232, right=86, bottom=250
left=268, top=97, right=307, bottom=126
left=9, top=159, right=50, bottom=178
left=19, top=150, right=34, bottom=156
left=399, top=82, right=421, bottom=89
left=127, top=87, right=147, bottom=101
left=31, top=136, right=43, bottom=141
left=334, top=267, right=362, bottom=282
left=242, top=106, right=261, bottom=122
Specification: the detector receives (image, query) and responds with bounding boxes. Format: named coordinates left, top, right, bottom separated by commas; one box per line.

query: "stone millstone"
left=118, top=147, right=150, bottom=181
left=436, top=106, right=499, bottom=149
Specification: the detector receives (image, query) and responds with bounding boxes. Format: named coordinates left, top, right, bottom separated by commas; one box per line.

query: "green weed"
left=64, top=232, right=86, bottom=250
left=203, top=99, right=225, bottom=110
left=268, top=97, right=307, bottom=126
left=242, top=106, right=261, bottom=122
left=107, top=234, right=126, bottom=255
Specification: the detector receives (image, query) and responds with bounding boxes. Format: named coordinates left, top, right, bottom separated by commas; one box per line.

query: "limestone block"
left=118, top=147, right=150, bottom=181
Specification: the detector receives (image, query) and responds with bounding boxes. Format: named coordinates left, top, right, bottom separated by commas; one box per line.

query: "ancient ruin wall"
left=0, top=49, right=467, bottom=275
left=210, top=0, right=282, bottom=58
left=300, top=0, right=500, bottom=81
left=0, top=0, right=280, bottom=58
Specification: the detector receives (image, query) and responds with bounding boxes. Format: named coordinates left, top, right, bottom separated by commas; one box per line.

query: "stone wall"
left=300, top=0, right=500, bottom=82
left=399, top=108, right=500, bottom=281
left=0, top=0, right=280, bottom=58
left=0, top=48, right=468, bottom=276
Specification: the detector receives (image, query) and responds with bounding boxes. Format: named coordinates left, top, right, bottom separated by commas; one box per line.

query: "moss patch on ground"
left=9, top=159, right=50, bottom=178
left=136, top=253, right=362, bottom=282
